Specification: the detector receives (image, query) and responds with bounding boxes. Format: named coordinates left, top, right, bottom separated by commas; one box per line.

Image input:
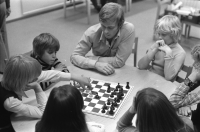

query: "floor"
left=1, top=0, right=200, bottom=80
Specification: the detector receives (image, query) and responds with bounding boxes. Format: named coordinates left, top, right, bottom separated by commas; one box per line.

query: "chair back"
left=132, top=37, right=138, bottom=67
left=175, top=64, right=193, bottom=83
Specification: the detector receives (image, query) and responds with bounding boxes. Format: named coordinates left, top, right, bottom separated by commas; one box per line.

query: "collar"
left=99, top=29, right=121, bottom=43
left=168, top=42, right=178, bottom=48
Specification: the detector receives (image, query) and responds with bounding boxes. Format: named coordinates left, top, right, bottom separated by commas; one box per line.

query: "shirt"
left=3, top=70, right=71, bottom=119
left=139, top=43, right=186, bottom=81
left=169, top=83, right=200, bottom=109
left=70, top=21, right=135, bottom=69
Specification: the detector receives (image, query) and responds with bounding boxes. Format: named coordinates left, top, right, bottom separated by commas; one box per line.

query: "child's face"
left=41, top=49, right=57, bottom=65
left=157, top=33, right=174, bottom=45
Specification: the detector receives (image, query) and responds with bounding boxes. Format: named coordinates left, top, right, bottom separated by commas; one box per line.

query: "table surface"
left=11, top=65, right=177, bottom=132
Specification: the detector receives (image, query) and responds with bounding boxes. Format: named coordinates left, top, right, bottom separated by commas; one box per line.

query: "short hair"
left=154, top=15, right=182, bottom=43
left=1, top=55, right=42, bottom=93
left=36, top=85, right=89, bottom=132
left=191, top=44, right=200, bottom=69
left=135, top=88, right=184, bottom=132
left=32, top=33, right=60, bottom=58
left=99, top=2, right=125, bottom=28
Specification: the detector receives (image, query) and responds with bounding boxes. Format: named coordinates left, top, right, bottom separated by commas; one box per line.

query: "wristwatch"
left=184, top=77, right=195, bottom=88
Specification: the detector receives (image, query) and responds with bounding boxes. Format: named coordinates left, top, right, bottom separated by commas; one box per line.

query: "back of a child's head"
left=1, top=55, right=41, bottom=92
left=135, top=88, right=184, bottom=132
left=32, top=33, right=60, bottom=58
left=191, top=45, right=200, bottom=70
left=38, top=85, right=88, bottom=132
left=154, top=15, right=181, bottom=43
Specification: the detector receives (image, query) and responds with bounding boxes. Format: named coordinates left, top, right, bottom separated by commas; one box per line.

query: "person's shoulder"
left=85, top=23, right=101, bottom=34
left=121, top=21, right=135, bottom=33
left=174, top=43, right=186, bottom=54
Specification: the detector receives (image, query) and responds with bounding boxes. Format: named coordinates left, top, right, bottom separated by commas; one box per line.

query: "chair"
left=132, top=37, right=138, bottom=67
left=175, top=64, right=193, bottom=83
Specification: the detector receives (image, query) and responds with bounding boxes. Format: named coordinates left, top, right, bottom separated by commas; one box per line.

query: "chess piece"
left=110, top=92, right=114, bottom=98
left=116, top=83, right=121, bottom=88
left=95, top=92, right=100, bottom=99
left=113, top=100, right=118, bottom=107
left=102, top=103, right=108, bottom=110
left=107, top=99, right=111, bottom=105
left=107, top=84, right=111, bottom=93
left=126, top=82, right=130, bottom=89
left=109, top=106, right=114, bottom=115
left=101, top=108, right=106, bottom=113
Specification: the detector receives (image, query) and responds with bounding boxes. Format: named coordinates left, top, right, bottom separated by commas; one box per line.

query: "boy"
left=24, top=33, right=69, bottom=90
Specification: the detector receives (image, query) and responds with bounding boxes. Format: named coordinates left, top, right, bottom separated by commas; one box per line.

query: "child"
left=35, top=84, right=105, bottom=132
left=24, top=33, right=69, bottom=90
left=0, top=55, right=91, bottom=132
left=138, top=15, right=186, bottom=81
left=117, top=88, right=194, bottom=132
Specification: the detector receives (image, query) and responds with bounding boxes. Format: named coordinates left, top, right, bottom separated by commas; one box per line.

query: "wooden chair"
left=132, top=37, right=138, bottom=67
left=175, top=64, right=193, bottom=83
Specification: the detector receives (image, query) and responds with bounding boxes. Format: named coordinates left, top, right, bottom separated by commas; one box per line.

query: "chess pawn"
left=126, top=82, right=130, bottom=89
left=110, top=92, right=114, bottom=98
left=101, top=108, right=106, bottom=113
left=107, top=99, right=111, bottom=105
left=107, top=85, right=111, bottom=93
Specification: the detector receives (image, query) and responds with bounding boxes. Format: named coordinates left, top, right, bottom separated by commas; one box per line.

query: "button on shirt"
left=70, top=21, right=135, bottom=69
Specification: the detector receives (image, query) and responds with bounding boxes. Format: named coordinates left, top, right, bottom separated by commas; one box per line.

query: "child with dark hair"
left=25, top=33, right=69, bottom=90
left=0, top=55, right=91, bottom=132
left=35, top=84, right=105, bottom=132
left=117, top=88, right=194, bottom=132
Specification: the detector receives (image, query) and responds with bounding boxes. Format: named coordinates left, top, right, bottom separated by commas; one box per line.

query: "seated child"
left=0, top=55, right=91, bottom=132
left=138, top=15, right=186, bottom=81
left=35, top=84, right=105, bottom=132
left=117, top=88, right=194, bottom=132
left=170, top=44, right=200, bottom=132
left=24, top=33, right=69, bottom=90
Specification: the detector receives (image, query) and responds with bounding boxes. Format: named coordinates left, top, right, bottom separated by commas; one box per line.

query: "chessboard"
left=75, top=78, right=134, bottom=119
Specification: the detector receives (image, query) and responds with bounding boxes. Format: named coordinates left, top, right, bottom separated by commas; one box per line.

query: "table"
left=11, top=65, right=176, bottom=132
left=63, top=0, right=132, bottom=24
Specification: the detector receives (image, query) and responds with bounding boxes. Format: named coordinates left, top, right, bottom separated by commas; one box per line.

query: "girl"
left=117, top=88, right=194, bottom=132
left=0, top=55, right=91, bottom=132
left=35, top=84, right=105, bottom=132
left=138, top=15, right=186, bottom=81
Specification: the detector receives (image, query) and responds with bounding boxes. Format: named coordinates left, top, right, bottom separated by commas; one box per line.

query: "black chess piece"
left=126, top=82, right=130, bottom=89
left=116, top=83, right=121, bottom=88
left=107, top=84, right=111, bottom=93
left=110, top=92, right=114, bottom=98
left=107, top=99, right=111, bottom=105
left=101, top=108, right=106, bottom=113
left=113, top=100, right=118, bottom=107
left=102, top=103, right=108, bottom=110
left=109, top=106, right=114, bottom=115
left=95, top=92, right=100, bottom=99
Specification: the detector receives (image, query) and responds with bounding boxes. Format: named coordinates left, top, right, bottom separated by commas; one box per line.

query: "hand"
left=158, top=44, right=172, bottom=55
left=6, top=8, right=11, bottom=18
left=95, top=62, right=115, bottom=75
left=178, top=106, right=191, bottom=117
left=54, top=63, right=68, bottom=72
left=151, top=40, right=165, bottom=50
left=71, top=74, right=92, bottom=90
left=129, top=96, right=136, bottom=114
left=26, top=82, right=43, bottom=93
left=188, top=67, right=200, bottom=82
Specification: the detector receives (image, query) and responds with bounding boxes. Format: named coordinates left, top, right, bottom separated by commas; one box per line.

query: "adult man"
left=170, top=67, right=200, bottom=131
left=70, top=3, right=135, bottom=75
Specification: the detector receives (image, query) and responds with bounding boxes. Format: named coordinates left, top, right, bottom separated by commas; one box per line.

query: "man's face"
left=41, top=49, right=56, bottom=65
left=100, top=20, right=119, bottom=40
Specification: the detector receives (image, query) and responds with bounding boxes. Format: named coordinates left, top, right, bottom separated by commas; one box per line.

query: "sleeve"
left=37, top=70, right=71, bottom=83
left=98, top=24, right=135, bottom=68
left=4, top=92, right=47, bottom=118
left=117, top=109, right=137, bottom=132
left=70, top=30, right=99, bottom=69
left=164, top=51, right=186, bottom=81
left=169, top=83, right=200, bottom=108
left=87, top=122, right=105, bottom=132
left=5, top=0, right=10, bottom=9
